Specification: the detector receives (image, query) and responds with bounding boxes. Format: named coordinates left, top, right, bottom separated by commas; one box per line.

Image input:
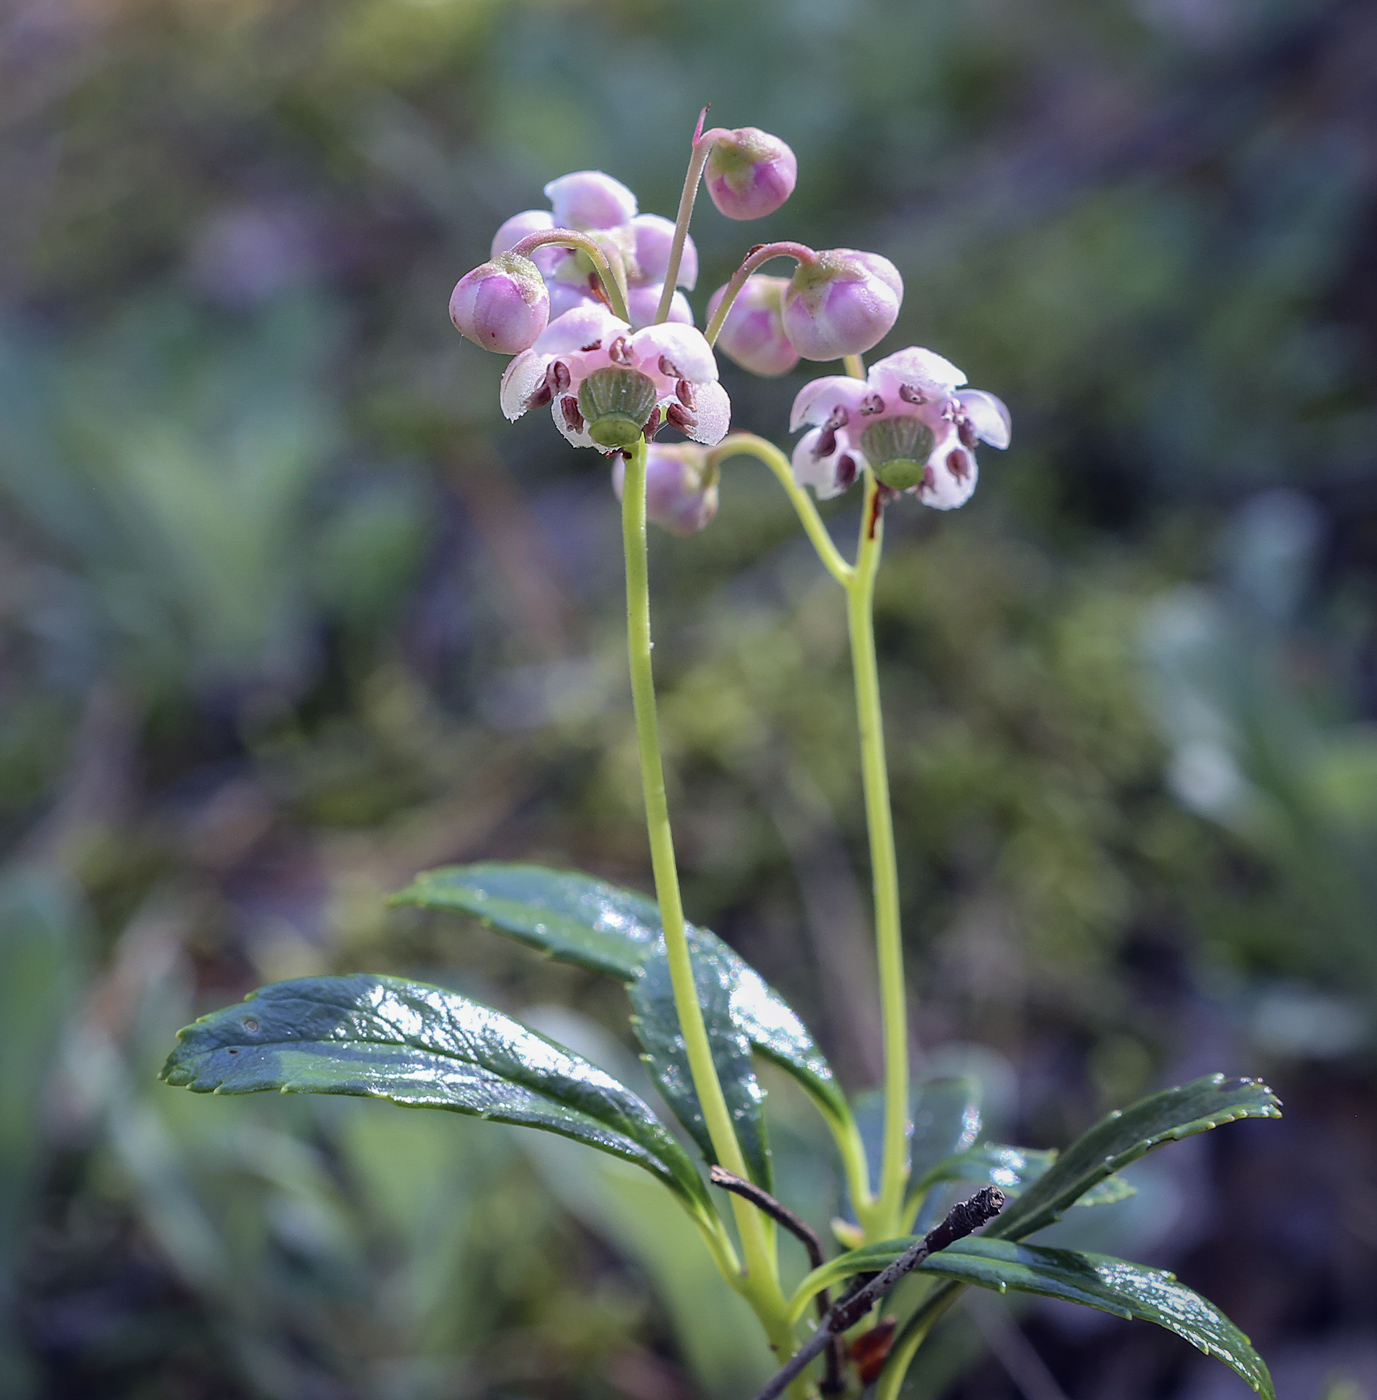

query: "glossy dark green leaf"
left=791, top=1237, right=1273, bottom=1397
left=922, top=1238, right=1274, bottom=1399
left=391, top=863, right=654, bottom=980
left=989, top=1075, right=1280, bottom=1242
left=390, top=863, right=849, bottom=1129
left=629, top=936, right=769, bottom=1186
left=918, top=1144, right=1135, bottom=1207
left=160, top=974, right=712, bottom=1214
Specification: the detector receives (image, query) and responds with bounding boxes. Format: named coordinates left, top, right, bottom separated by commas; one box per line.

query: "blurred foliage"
left=1, top=0, right=1375, bottom=1394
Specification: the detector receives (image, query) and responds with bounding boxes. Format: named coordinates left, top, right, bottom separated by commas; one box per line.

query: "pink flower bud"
left=543, top=171, right=638, bottom=230
left=781, top=249, right=903, bottom=361
left=490, top=210, right=563, bottom=278
left=625, top=282, right=694, bottom=329
left=707, top=275, right=799, bottom=377
left=612, top=444, right=719, bottom=535
left=449, top=253, right=549, bottom=354
left=703, top=128, right=798, bottom=221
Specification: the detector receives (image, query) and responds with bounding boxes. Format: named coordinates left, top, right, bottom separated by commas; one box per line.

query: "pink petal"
left=631, top=214, right=698, bottom=289
left=868, top=347, right=966, bottom=403
left=789, top=375, right=866, bottom=432
left=490, top=209, right=565, bottom=279
left=632, top=322, right=718, bottom=383
left=956, top=389, right=1011, bottom=449
left=535, top=304, right=627, bottom=356
left=625, top=283, right=693, bottom=330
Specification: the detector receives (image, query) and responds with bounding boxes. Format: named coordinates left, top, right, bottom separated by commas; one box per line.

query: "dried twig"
left=747, top=1186, right=1006, bottom=1400
left=709, top=1167, right=846, bottom=1395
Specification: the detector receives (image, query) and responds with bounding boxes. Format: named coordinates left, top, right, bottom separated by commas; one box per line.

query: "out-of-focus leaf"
left=853, top=1076, right=982, bottom=1203
left=989, top=1075, right=1280, bottom=1242
left=794, top=1235, right=1275, bottom=1400
left=390, top=863, right=850, bottom=1129
left=160, top=974, right=711, bottom=1214
left=629, top=935, right=770, bottom=1187
left=916, top=1144, right=1135, bottom=1207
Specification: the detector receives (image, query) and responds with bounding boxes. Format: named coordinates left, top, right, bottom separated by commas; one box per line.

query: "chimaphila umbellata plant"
left=161, top=114, right=1281, bottom=1400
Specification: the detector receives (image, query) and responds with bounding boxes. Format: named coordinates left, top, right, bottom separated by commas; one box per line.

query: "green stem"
left=848, top=470, right=910, bottom=1240
left=704, top=241, right=818, bottom=346
left=620, top=437, right=794, bottom=1347
left=874, top=1282, right=962, bottom=1400
left=653, top=124, right=725, bottom=325
left=711, top=434, right=853, bottom=586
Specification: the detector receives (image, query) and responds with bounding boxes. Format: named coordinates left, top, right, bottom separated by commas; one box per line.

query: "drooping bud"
left=577, top=366, right=660, bottom=450
left=449, top=252, right=550, bottom=353
left=861, top=415, right=936, bottom=491
left=612, top=444, right=719, bottom=535
left=543, top=171, right=638, bottom=230
left=703, top=128, right=798, bottom=221
left=781, top=249, right=903, bottom=361
left=707, top=275, right=799, bottom=377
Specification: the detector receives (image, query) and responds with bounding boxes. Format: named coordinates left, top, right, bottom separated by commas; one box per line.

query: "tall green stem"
left=620, top=438, right=795, bottom=1350
left=848, top=470, right=910, bottom=1238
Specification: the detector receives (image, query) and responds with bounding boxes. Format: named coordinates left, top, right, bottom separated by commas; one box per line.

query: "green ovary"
left=579, top=367, right=659, bottom=450
left=862, top=416, right=934, bottom=491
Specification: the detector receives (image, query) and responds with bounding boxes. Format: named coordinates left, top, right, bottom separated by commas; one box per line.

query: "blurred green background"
left=2, top=0, right=1375, bottom=1396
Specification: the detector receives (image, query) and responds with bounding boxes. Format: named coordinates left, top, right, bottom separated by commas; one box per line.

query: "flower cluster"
left=447, top=116, right=1010, bottom=531
left=790, top=348, right=1010, bottom=510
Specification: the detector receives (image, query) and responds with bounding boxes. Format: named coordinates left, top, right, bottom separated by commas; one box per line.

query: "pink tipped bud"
left=612, top=444, right=719, bottom=535
left=707, top=275, right=799, bottom=377
left=781, top=249, right=903, bottom=361
left=703, top=128, right=797, bottom=221
left=449, top=253, right=550, bottom=354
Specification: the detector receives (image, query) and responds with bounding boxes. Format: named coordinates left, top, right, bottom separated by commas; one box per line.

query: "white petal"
left=956, top=389, right=1011, bottom=449
left=869, top=347, right=966, bottom=403
left=543, top=171, right=638, bottom=229
left=918, top=435, right=979, bottom=510
left=534, top=303, right=627, bottom=355
left=550, top=395, right=596, bottom=450
left=632, top=322, right=718, bottom=383
left=791, top=427, right=859, bottom=500
left=499, top=349, right=551, bottom=421
left=682, top=380, right=731, bottom=445
left=789, top=375, right=866, bottom=432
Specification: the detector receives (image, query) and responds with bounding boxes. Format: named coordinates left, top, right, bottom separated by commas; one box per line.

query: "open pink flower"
left=500, top=304, right=730, bottom=453
left=790, top=347, right=1010, bottom=509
